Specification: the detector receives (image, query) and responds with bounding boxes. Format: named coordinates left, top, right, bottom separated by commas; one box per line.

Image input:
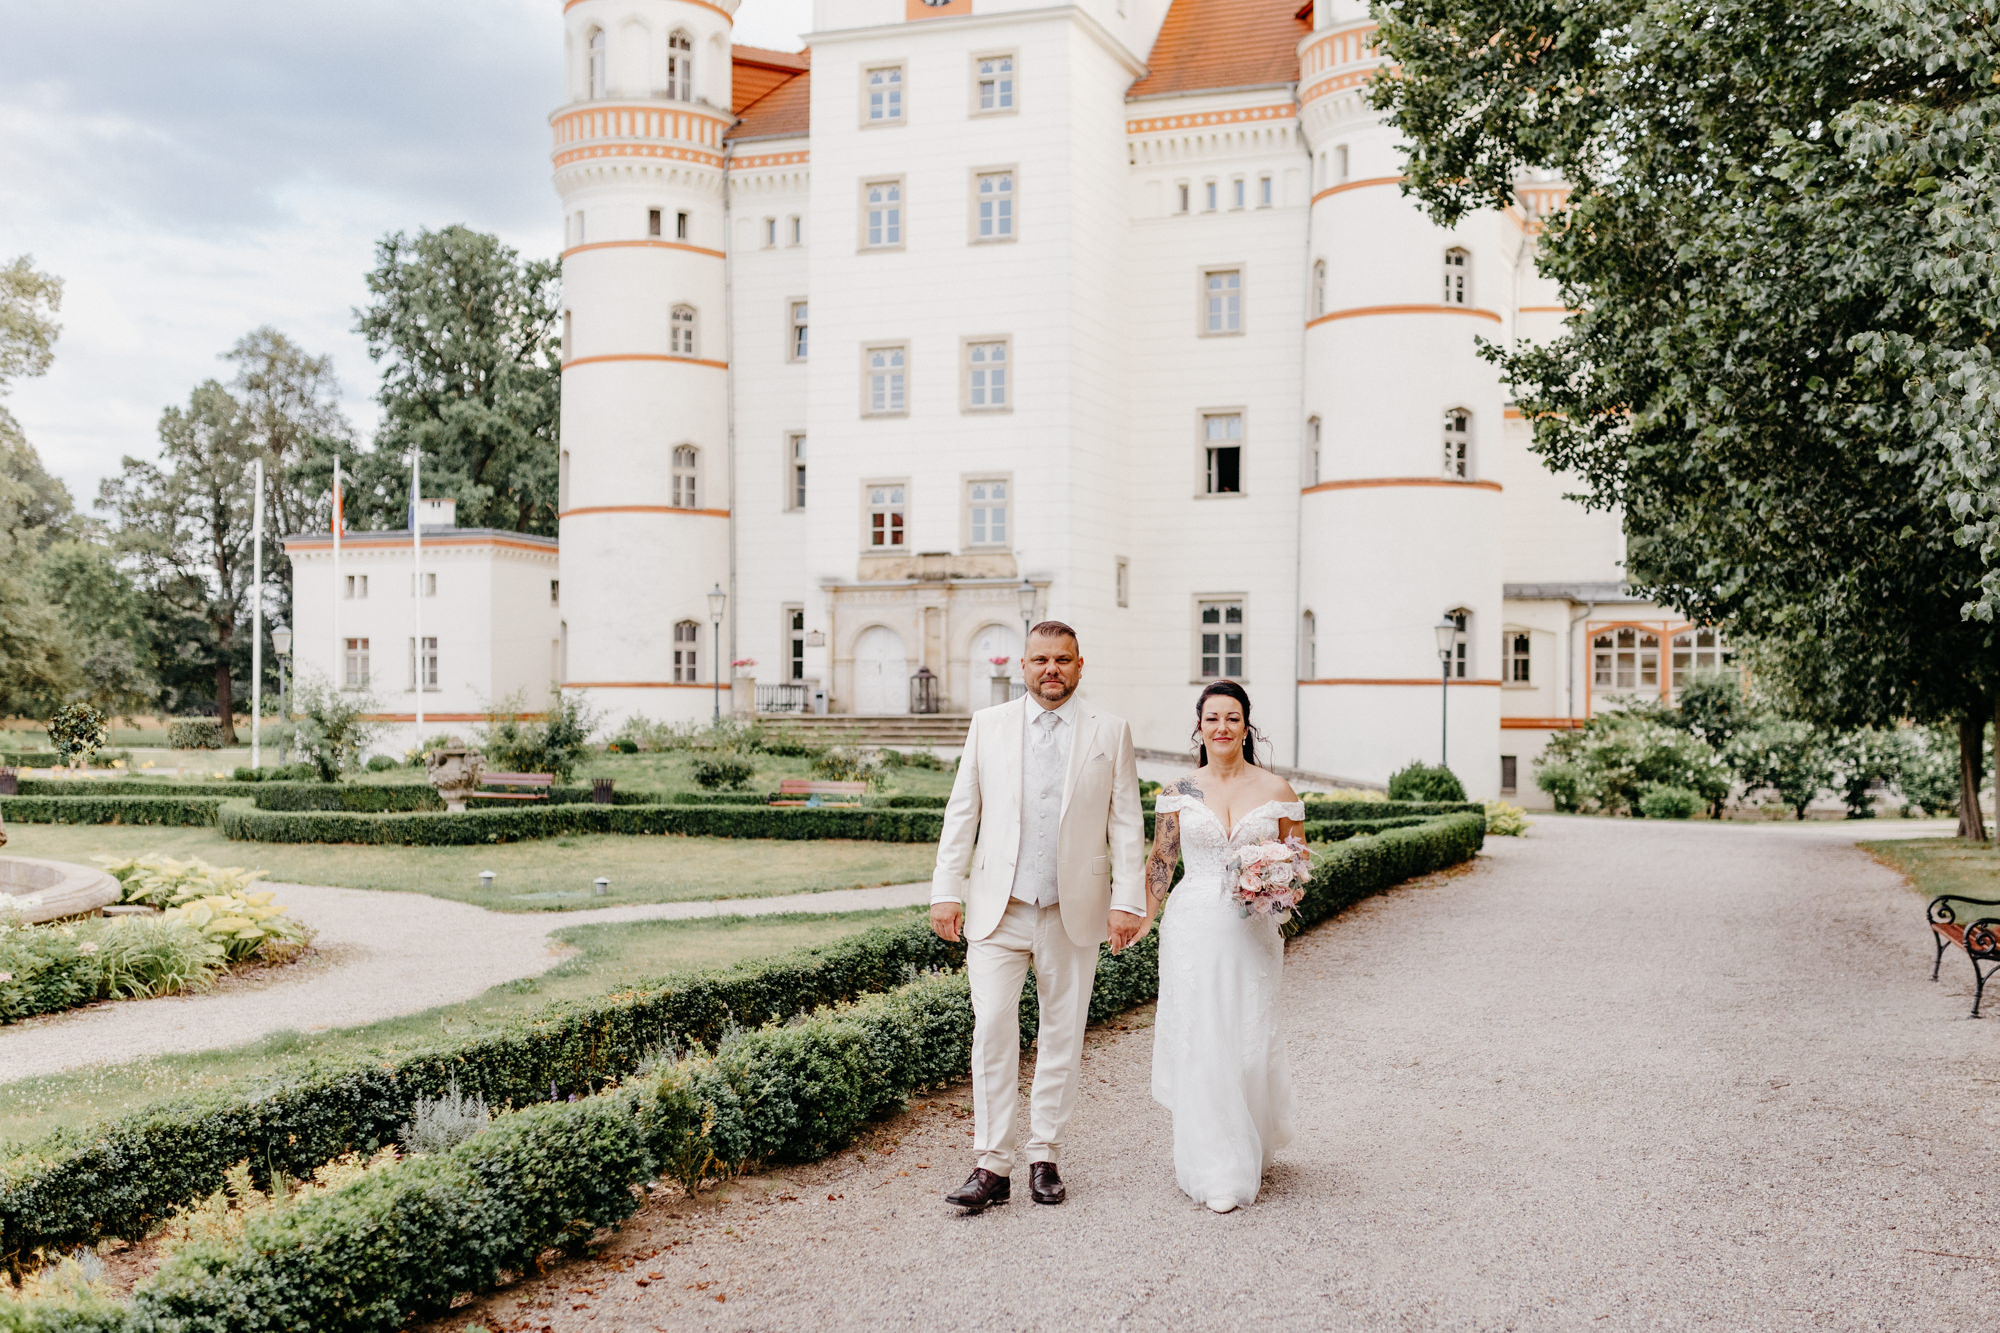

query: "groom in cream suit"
left=931, top=620, right=1148, bottom=1210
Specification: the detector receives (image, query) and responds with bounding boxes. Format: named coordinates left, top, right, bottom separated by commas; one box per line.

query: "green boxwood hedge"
left=15, top=781, right=244, bottom=799
left=0, top=797, right=223, bottom=827
left=215, top=800, right=946, bottom=845
left=0, top=810, right=1482, bottom=1278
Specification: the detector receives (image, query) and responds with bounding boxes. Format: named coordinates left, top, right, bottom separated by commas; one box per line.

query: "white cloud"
left=2, top=0, right=811, bottom=509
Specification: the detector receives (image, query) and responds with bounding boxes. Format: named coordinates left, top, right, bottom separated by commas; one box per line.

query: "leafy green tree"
left=1536, top=710, right=1733, bottom=816
left=1728, top=722, right=1838, bottom=821
left=1371, top=0, right=2000, bottom=840
left=34, top=539, right=157, bottom=716
left=99, top=382, right=260, bottom=743
left=477, top=690, right=599, bottom=781
left=0, top=255, right=73, bottom=716
left=290, top=671, right=380, bottom=781
left=356, top=227, right=561, bottom=535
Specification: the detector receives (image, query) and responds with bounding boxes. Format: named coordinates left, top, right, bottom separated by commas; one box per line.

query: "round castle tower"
left=553, top=0, right=737, bottom=723
left=1295, top=0, right=1504, bottom=792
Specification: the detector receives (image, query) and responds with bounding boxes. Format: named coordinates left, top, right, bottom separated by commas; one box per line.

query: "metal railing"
left=756, top=682, right=809, bottom=714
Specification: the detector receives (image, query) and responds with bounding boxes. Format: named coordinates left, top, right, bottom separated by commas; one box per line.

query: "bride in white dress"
left=1147, top=680, right=1305, bottom=1213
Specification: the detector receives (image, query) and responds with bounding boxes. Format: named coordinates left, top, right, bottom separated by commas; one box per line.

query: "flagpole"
left=333, top=458, right=343, bottom=689
left=413, top=452, right=424, bottom=746
left=252, top=458, right=264, bottom=771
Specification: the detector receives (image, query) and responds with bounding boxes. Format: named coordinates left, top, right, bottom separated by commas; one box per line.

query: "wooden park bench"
left=465, top=772, right=555, bottom=803
left=770, top=778, right=868, bottom=808
left=1926, top=893, right=2000, bottom=1017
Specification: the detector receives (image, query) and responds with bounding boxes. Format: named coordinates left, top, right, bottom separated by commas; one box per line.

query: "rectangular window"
left=1232, top=177, right=1246, bottom=209
left=966, top=340, right=1008, bottom=410
left=967, top=478, right=1008, bottom=547
left=1204, top=180, right=1218, bottom=211
left=866, top=65, right=904, bottom=123
left=863, top=179, right=903, bottom=248
left=975, top=171, right=1014, bottom=240
left=344, top=574, right=368, bottom=599
left=1116, top=557, right=1130, bottom=608
left=550, top=579, right=560, bottom=607
left=408, top=636, right=438, bottom=691
left=763, top=217, right=777, bottom=247
left=409, top=572, right=436, bottom=597
left=1505, top=631, right=1532, bottom=683
left=864, top=344, right=907, bottom=415
left=1203, top=412, right=1242, bottom=495
left=673, top=621, right=700, bottom=683
left=1259, top=175, right=1273, bottom=207
left=1203, top=268, right=1242, bottom=334
left=789, top=300, right=808, bottom=361
left=787, top=433, right=807, bottom=510
left=867, top=483, right=906, bottom=548
left=1336, top=144, right=1350, bottom=180
left=1197, top=601, right=1244, bottom=680
left=1592, top=628, right=1659, bottom=692
left=975, top=54, right=1015, bottom=112
left=343, top=637, right=370, bottom=688
left=789, top=215, right=803, bottom=245
left=675, top=211, right=689, bottom=241
left=786, top=605, right=806, bottom=681
left=1500, top=755, right=1518, bottom=793
left=648, top=208, right=662, bottom=237
left=1177, top=183, right=1190, bottom=214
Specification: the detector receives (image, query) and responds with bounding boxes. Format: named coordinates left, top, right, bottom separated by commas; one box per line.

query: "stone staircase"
left=755, top=713, right=972, bottom=749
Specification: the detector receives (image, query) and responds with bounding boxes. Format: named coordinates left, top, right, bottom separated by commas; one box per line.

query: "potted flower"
left=987, top=655, right=1011, bottom=678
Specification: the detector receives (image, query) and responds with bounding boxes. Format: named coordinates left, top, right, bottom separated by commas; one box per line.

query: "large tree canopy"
left=355, top=226, right=561, bottom=535
left=1371, top=0, right=2000, bottom=832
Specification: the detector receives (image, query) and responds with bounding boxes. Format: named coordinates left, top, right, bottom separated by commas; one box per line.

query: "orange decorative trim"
left=559, top=505, right=730, bottom=519
left=1310, top=175, right=1403, bottom=204
left=729, top=149, right=810, bottom=171
left=1299, top=23, right=1380, bottom=77
left=561, top=239, right=725, bottom=261
left=1502, top=717, right=1588, bottom=730
left=565, top=0, right=733, bottom=20
left=561, top=353, right=730, bottom=371
left=1307, top=303, right=1503, bottom=328
left=554, top=144, right=725, bottom=171
left=1302, top=477, right=1503, bottom=495
left=1517, top=305, right=1577, bottom=314
left=283, top=535, right=557, bottom=556
left=1299, top=67, right=1382, bottom=106
left=1125, top=104, right=1296, bottom=136
left=1301, top=678, right=1503, bottom=688
left=564, top=681, right=714, bottom=690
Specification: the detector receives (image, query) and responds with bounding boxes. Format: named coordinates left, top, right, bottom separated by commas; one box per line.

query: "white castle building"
left=292, top=0, right=1729, bottom=804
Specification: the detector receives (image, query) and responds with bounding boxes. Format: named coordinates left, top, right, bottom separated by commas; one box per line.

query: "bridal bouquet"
left=1228, top=836, right=1313, bottom=921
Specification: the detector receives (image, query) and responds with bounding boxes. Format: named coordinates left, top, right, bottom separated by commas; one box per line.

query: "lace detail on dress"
left=1152, top=790, right=1195, bottom=816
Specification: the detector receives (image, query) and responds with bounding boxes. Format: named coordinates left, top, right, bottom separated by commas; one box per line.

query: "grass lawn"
left=0, top=823, right=940, bottom=912
left=0, top=908, right=914, bottom=1147
left=1862, top=837, right=2000, bottom=906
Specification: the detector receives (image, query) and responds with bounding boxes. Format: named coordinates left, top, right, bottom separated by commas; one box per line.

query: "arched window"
left=1300, top=609, right=1317, bottom=679
left=672, top=445, right=699, bottom=508
left=587, top=29, right=607, bottom=100
left=1442, top=247, right=1469, bottom=305
left=670, top=305, right=696, bottom=357
left=1307, top=415, right=1322, bottom=486
left=1594, top=627, right=1660, bottom=693
left=1442, top=407, right=1471, bottom=478
left=1312, top=260, right=1326, bottom=317
left=667, top=30, right=692, bottom=101
left=673, top=620, right=700, bottom=682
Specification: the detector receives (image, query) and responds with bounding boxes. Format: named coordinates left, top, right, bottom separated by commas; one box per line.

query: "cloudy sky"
left=1, top=0, right=813, bottom=508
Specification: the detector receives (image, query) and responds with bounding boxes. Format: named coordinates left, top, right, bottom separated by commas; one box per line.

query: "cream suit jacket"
left=931, top=693, right=1147, bottom=948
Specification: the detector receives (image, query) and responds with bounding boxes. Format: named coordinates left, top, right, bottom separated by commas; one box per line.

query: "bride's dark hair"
left=1192, top=680, right=1264, bottom=767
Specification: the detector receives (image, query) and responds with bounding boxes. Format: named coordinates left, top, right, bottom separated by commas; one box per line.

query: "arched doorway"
left=967, top=623, right=1021, bottom=710
left=853, top=625, right=909, bottom=715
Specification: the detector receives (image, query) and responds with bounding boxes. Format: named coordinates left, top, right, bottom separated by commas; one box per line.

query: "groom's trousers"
left=967, top=898, right=1100, bottom=1177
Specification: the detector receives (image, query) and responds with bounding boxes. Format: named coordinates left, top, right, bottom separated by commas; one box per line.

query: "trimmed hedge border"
left=0, top=797, right=223, bottom=827
left=0, top=811, right=1482, bottom=1284
left=15, top=781, right=244, bottom=799
left=216, top=800, right=947, bottom=845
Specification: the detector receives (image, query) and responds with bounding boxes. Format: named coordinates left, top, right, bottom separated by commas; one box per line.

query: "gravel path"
left=0, top=881, right=930, bottom=1079
left=436, top=816, right=1997, bottom=1333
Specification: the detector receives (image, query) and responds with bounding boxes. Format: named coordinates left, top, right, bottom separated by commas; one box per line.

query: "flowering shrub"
left=45, top=702, right=108, bottom=770
left=1483, top=800, right=1530, bottom=836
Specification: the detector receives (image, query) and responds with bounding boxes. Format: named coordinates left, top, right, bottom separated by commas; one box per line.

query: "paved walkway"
left=436, top=816, right=1995, bottom=1332
left=0, top=881, right=930, bottom=1079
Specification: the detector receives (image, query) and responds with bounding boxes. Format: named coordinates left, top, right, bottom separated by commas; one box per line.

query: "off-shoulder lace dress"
left=1150, top=793, right=1305, bottom=1208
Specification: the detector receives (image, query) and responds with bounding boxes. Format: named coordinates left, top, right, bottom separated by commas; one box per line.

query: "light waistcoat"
left=1012, top=694, right=1078, bottom=906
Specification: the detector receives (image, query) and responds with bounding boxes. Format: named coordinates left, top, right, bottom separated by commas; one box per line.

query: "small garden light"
left=594, top=877, right=609, bottom=896
left=479, top=870, right=496, bottom=888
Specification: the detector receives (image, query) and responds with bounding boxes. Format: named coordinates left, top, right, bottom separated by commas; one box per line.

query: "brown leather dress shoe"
left=944, top=1167, right=1010, bottom=1210
left=1029, top=1162, right=1066, bottom=1205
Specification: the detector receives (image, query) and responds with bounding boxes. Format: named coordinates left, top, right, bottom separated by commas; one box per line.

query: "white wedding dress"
left=1151, top=793, right=1304, bottom=1208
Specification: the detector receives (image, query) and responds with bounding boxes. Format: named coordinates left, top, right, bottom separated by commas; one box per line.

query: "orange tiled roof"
left=731, top=44, right=809, bottom=116
left=729, top=69, right=810, bottom=142
left=1128, top=0, right=1311, bottom=99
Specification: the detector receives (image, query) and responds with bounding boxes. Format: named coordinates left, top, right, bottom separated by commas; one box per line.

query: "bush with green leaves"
left=811, top=746, right=877, bottom=785
left=689, top=754, right=757, bottom=790
left=1895, top=724, right=1963, bottom=817
left=1386, top=761, right=1465, bottom=802
left=1726, top=721, right=1835, bottom=820
left=1535, top=710, right=1733, bottom=816
left=1637, top=784, right=1702, bottom=819
left=166, top=718, right=224, bottom=751
left=1483, top=800, right=1529, bottom=836
left=363, top=754, right=397, bottom=772
left=45, top=703, right=108, bottom=770
left=479, top=690, right=600, bottom=780
left=288, top=673, right=379, bottom=782
left=0, top=914, right=225, bottom=1025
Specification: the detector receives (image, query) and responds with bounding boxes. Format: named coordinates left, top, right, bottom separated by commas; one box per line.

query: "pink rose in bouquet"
left=1228, top=835, right=1313, bottom=921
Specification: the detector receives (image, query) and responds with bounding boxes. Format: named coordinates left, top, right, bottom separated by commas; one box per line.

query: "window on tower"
left=788, top=300, right=808, bottom=361
left=1197, top=601, right=1245, bottom=680
left=1259, top=175, right=1273, bottom=207
left=672, top=445, right=700, bottom=508
left=1443, top=247, right=1470, bottom=305
left=667, top=30, right=693, bottom=101
left=1202, top=269, right=1243, bottom=335
left=587, top=28, right=606, bottom=99
left=1203, top=412, right=1243, bottom=495
left=786, top=433, right=807, bottom=510
left=1505, top=631, right=1532, bottom=683
left=1306, top=415, right=1321, bottom=486
left=1177, top=182, right=1190, bottom=214
left=673, top=620, right=700, bottom=683
left=763, top=217, right=777, bottom=247
left=1442, top=407, right=1472, bottom=478
left=1300, top=609, right=1317, bottom=679
left=1311, top=260, right=1326, bottom=318
left=866, top=65, right=905, bottom=123
left=670, top=305, right=697, bottom=357
left=676, top=211, right=689, bottom=241
left=974, top=54, right=1015, bottom=113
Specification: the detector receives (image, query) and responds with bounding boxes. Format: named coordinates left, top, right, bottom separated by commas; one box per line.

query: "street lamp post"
left=272, top=625, right=293, bottom=764
left=707, top=584, right=727, bottom=721
left=1016, top=577, right=1037, bottom=644
left=1433, top=615, right=1459, bottom=769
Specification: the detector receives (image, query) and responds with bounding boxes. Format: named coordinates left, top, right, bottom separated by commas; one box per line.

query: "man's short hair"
left=1027, top=620, right=1081, bottom=653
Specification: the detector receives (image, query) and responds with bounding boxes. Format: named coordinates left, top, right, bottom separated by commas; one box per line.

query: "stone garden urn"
left=427, top=747, right=484, bottom=812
